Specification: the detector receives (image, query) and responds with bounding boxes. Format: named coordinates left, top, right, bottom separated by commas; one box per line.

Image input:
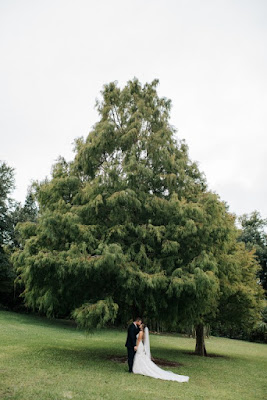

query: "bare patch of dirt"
left=108, top=355, right=183, bottom=367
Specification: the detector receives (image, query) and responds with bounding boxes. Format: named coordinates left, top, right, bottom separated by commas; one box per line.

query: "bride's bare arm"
left=136, top=331, right=144, bottom=348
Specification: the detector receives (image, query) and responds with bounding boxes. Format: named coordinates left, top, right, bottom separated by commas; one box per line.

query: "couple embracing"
left=125, top=317, right=189, bottom=382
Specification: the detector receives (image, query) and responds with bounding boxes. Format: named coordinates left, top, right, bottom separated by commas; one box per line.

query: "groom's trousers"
left=127, top=347, right=135, bottom=372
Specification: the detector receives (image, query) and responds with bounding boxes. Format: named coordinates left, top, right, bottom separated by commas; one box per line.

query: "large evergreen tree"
left=12, top=79, right=263, bottom=355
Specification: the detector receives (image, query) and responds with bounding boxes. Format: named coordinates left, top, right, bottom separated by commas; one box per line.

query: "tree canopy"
left=12, top=79, right=263, bottom=354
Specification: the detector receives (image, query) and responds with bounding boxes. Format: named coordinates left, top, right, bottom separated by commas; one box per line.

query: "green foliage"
left=238, top=211, right=267, bottom=293
left=212, top=243, right=263, bottom=339
left=72, top=297, right=119, bottom=330
left=12, top=80, right=263, bottom=351
left=10, top=190, right=38, bottom=248
left=0, top=161, right=14, bottom=245
left=0, top=160, right=38, bottom=308
left=0, top=161, right=15, bottom=305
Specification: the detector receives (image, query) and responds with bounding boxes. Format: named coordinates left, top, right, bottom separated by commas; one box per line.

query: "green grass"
left=0, top=311, right=266, bottom=400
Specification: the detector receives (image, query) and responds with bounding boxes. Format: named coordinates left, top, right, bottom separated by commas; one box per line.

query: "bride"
left=132, top=324, right=189, bottom=382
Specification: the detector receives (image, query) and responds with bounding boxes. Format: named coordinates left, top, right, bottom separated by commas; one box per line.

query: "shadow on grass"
left=107, top=355, right=184, bottom=367
left=183, top=351, right=227, bottom=358
left=32, top=345, right=126, bottom=369
left=34, top=345, right=193, bottom=371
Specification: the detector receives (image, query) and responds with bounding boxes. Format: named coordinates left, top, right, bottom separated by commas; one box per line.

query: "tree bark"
left=195, top=324, right=207, bottom=356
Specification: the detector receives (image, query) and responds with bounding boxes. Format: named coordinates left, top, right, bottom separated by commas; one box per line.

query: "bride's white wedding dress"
left=132, top=328, right=189, bottom=382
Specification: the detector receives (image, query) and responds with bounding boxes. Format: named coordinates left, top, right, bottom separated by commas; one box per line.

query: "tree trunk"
left=195, top=324, right=207, bottom=356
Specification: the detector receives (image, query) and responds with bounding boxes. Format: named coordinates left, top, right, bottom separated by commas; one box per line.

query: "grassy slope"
left=0, top=311, right=266, bottom=400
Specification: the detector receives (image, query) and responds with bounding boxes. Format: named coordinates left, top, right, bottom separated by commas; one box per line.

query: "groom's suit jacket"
left=125, top=323, right=140, bottom=348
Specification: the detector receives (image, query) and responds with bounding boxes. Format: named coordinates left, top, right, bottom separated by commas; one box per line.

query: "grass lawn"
left=0, top=311, right=266, bottom=400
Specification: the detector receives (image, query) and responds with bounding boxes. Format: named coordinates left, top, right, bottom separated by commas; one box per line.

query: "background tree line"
left=1, top=79, right=266, bottom=353
left=0, top=161, right=37, bottom=308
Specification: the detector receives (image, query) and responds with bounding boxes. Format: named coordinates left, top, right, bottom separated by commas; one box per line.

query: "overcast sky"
left=1, top=0, right=266, bottom=219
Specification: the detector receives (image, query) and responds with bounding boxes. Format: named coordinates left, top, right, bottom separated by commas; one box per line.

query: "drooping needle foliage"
left=12, top=79, right=263, bottom=354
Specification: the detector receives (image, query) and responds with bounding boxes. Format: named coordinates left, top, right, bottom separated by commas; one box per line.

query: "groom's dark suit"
left=125, top=322, right=140, bottom=372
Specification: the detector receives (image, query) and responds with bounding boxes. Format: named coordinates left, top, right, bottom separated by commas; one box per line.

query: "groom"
left=125, top=317, right=142, bottom=373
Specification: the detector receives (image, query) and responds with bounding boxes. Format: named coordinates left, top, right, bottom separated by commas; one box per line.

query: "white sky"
left=1, top=0, right=266, bottom=219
